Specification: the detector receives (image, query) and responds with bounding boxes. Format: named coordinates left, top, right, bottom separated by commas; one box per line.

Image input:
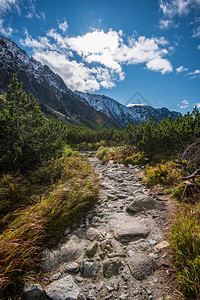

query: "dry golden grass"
left=0, top=155, right=98, bottom=298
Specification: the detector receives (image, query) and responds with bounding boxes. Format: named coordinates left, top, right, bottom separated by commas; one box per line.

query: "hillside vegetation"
left=0, top=76, right=98, bottom=298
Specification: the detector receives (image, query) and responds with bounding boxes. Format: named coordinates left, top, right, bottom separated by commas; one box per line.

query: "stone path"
left=23, top=152, right=178, bottom=300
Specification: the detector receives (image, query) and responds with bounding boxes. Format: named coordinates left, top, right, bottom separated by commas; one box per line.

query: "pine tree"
left=0, top=75, right=66, bottom=172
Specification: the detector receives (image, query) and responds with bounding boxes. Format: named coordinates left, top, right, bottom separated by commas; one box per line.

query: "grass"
left=170, top=206, right=200, bottom=298
left=96, top=145, right=146, bottom=166
left=0, top=149, right=98, bottom=298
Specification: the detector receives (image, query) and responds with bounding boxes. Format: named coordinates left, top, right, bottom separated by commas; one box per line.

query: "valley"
left=0, top=33, right=200, bottom=300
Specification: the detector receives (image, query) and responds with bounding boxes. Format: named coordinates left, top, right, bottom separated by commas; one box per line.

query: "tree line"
left=1, top=75, right=199, bottom=173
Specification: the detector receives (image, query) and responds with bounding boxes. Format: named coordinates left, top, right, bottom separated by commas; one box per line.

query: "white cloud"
left=0, top=19, right=13, bottom=36
left=197, top=45, right=200, bottom=49
left=196, top=103, right=200, bottom=108
left=34, top=50, right=103, bottom=91
left=192, top=26, right=200, bottom=37
left=26, top=0, right=46, bottom=21
left=187, top=69, right=200, bottom=78
left=159, top=0, right=200, bottom=37
left=159, top=0, right=199, bottom=17
left=177, top=99, right=190, bottom=108
left=20, top=28, right=173, bottom=92
left=58, top=20, right=68, bottom=32
left=20, top=30, right=56, bottom=50
left=176, top=65, right=188, bottom=72
left=188, top=69, right=200, bottom=75
left=159, top=19, right=174, bottom=29
left=146, top=58, right=173, bottom=74
left=0, top=0, right=19, bottom=13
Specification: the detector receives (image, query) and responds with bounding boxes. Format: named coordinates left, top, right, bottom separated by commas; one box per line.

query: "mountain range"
left=0, top=35, right=182, bottom=129
left=76, top=91, right=182, bottom=128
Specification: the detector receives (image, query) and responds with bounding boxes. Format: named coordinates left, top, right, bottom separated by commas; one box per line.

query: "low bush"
left=96, top=146, right=145, bottom=166
left=145, top=161, right=184, bottom=186
left=96, top=146, right=116, bottom=161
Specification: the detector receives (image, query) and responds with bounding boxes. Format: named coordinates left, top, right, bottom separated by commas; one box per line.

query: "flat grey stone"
left=127, top=239, right=150, bottom=253
left=109, top=213, right=150, bottom=243
left=116, top=194, right=128, bottom=199
left=126, top=194, right=157, bottom=214
left=45, top=275, right=79, bottom=300
left=23, top=283, right=43, bottom=300
left=86, top=241, right=98, bottom=258
left=65, top=262, right=79, bottom=274
left=86, top=227, right=103, bottom=241
left=127, top=253, right=157, bottom=280
left=43, top=236, right=86, bottom=272
left=82, top=259, right=99, bottom=277
left=103, top=258, right=122, bottom=278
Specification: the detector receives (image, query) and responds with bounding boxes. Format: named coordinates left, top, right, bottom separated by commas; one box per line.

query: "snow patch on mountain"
left=75, top=91, right=182, bottom=128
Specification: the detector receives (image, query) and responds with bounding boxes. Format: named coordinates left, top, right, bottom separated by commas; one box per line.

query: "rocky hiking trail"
left=24, top=152, right=183, bottom=300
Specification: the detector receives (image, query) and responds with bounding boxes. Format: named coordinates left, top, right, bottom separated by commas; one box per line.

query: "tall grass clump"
left=0, top=154, right=98, bottom=298
left=170, top=207, right=200, bottom=298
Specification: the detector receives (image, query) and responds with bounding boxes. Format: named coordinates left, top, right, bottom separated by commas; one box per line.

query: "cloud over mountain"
left=20, top=26, right=173, bottom=92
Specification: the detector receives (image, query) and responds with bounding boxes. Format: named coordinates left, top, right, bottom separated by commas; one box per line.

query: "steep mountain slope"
left=75, top=91, right=182, bottom=128
left=0, top=35, right=116, bottom=129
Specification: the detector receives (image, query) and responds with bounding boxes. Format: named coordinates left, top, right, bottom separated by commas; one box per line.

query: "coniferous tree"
left=0, top=75, right=66, bottom=172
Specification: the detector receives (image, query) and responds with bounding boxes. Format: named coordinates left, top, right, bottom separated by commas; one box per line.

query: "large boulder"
left=127, top=253, right=157, bottom=280
left=45, top=276, right=79, bottom=300
left=109, top=213, right=150, bottom=243
left=126, top=194, right=157, bottom=214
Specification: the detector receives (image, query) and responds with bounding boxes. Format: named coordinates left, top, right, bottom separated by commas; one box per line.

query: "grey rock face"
left=86, top=241, right=98, bottom=258
left=103, top=258, right=122, bottom=278
left=126, top=194, right=157, bottom=214
left=86, top=227, right=103, bottom=241
left=23, top=283, right=43, bottom=300
left=76, top=91, right=182, bottom=128
left=109, top=213, right=150, bottom=243
left=45, top=275, right=79, bottom=300
left=43, top=236, right=86, bottom=272
left=0, top=36, right=116, bottom=129
left=65, top=262, right=80, bottom=274
left=127, top=253, right=157, bottom=280
left=82, top=259, right=99, bottom=277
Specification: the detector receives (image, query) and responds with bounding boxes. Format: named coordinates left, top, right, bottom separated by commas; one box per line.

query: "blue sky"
left=0, top=0, right=200, bottom=113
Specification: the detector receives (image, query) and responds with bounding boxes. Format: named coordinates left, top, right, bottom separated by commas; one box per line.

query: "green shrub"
left=145, top=161, right=183, bottom=186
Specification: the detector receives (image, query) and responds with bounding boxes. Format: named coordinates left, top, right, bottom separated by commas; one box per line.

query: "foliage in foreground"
left=170, top=206, right=200, bottom=298
left=0, top=154, right=98, bottom=298
left=145, top=161, right=185, bottom=186
left=0, top=75, right=66, bottom=173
